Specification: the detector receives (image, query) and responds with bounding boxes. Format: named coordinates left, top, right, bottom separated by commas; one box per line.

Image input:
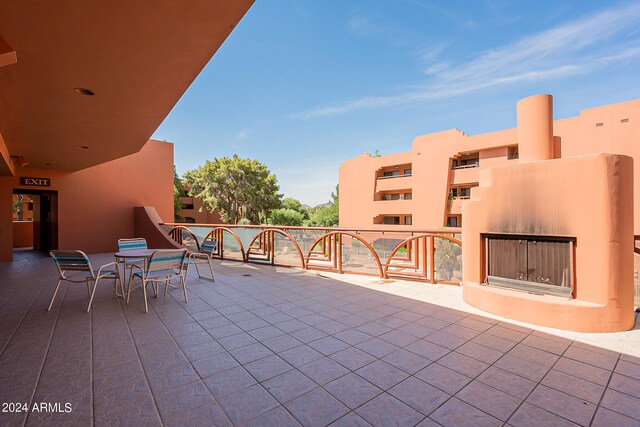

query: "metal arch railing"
left=304, top=231, right=384, bottom=278
left=246, top=229, right=306, bottom=268
left=203, top=227, right=246, bottom=261
left=384, top=234, right=462, bottom=284
left=167, top=225, right=201, bottom=251
left=163, top=222, right=461, bottom=284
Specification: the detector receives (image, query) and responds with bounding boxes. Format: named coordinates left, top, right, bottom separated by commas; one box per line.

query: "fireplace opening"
left=484, top=234, right=575, bottom=297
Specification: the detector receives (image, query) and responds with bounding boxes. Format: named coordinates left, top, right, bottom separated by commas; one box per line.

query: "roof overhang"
left=0, top=0, right=253, bottom=173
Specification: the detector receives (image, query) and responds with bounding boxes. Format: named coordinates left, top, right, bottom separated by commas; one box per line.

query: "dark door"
left=15, top=190, right=58, bottom=252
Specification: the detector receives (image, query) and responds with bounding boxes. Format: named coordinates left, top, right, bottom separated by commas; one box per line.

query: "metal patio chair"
left=48, top=250, right=122, bottom=312
left=186, top=237, right=217, bottom=281
left=127, top=249, right=188, bottom=313
left=117, top=237, right=148, bottom=269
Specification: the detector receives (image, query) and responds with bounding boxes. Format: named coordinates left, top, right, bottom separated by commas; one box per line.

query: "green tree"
left=269, top=208, right=305, bottom=226
left=184, top=155, right=282, bottom=224
left=12, top=194, right=24, bottom=221
left=434, top=238, right=462, bottom=280
left=307, top=184, right=339, bottom=227
left=173, top=166, right=184, bottom=222
left=281, top=197, right=310, bottom=220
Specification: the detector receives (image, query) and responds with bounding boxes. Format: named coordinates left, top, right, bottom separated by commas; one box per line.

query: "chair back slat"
left=147, top=249, right=187, bottom=275
left=118, top=238, right=148, bottom=251
left=200, top=238, right=218, bottom=254
left=50, top=250, right=92, bottom=272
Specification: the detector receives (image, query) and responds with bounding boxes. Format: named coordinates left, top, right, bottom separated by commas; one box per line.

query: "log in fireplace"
left=484, top=234, right=575, bottom=297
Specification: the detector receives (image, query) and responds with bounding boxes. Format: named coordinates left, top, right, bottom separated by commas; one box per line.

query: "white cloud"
left=292, top=3, right=640, bottom=119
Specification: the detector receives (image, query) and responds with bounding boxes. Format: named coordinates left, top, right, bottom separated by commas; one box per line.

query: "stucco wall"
left=0, top=139, right=173, bottom=261
left=339, top=97, right=640, bottom=231
left=12, top=221, right=33, bottom=248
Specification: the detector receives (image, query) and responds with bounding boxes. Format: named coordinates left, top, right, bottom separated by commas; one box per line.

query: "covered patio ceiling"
left=0, top=0, right=253, bottom=174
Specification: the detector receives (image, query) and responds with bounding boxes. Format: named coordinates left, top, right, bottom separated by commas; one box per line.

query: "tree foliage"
left=173, top=166, right=184, bottom=221
left=12, top=195, right=24, bottom=221
left=307, top=185, right=339, bottom=227
left=281, top=197, right=310, bottom=220
left=269, top=208, right=305, bottom=226
left=183, top=155, right=282, bottom=224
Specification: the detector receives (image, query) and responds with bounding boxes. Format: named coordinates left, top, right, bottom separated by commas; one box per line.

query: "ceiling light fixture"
left=74, top=88, right=95, bottom=96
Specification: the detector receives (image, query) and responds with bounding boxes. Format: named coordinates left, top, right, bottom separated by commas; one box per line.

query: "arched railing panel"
left=305, top=231, right=383, bottom=278
left=205, top=227, right=246, bottom=261
left=246, top=229, right=306, bottom=268
left=384, top=234, right=462, bottom=283
left=167, top=225, right=200, bottom=252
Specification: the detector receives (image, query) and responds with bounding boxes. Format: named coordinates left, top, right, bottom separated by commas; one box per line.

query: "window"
left=383, top=216, right=401, bottom=225
left=508, top=146, right=519, bottom=160
left=184, top=217, right=196, bottom=223
left=382, top=193, right=400, bottom=201
left=383, top=170, right=400, bottom=177
left=447, top=216, right=459, bottom=227
left=404, top=216, right=412, bottom=225
left=404, top=193, right=412, bottom=200
left=452, top=154, right=480, bottom=169
left=404, top=169, right=412, bottom=176
left=459, top=188, right=470, bottom=198
left=183, top=203, right=194, bottom=210
left=460, top=158, right=479, bottom=167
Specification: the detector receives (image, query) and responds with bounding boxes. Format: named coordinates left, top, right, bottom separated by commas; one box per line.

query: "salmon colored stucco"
left=12, top=221, right=33, bottom=248
left=341, top=94, right=637, bottom=331
left=0, top=140, right=174, bottom=261
left=178, top=190, right=224, bottom=225
left=339, top=96, right=640, bottom=231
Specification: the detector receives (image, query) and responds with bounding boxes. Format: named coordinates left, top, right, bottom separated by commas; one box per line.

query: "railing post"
left=270, top=230, right=275, bottom=265
left=429, top=236, right=435, bottom=284
left=337, top=233, right=343, bottom=274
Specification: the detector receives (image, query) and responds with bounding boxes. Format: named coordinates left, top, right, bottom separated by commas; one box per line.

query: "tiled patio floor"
left=1, top=251, right=639, bottom=426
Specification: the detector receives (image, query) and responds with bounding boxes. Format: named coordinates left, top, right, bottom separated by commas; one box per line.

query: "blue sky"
left=153, top=0, right=640, bottom=206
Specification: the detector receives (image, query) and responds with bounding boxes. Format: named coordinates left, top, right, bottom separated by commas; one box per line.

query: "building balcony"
left=448, top=197, right=468, bottom=215
left=450, top=165, right=480, bottom=185
left=375, top=174, right=413, bottom=192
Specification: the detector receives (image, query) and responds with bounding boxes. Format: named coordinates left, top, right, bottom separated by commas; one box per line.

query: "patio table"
left=114, top=249, right=157, bottom=298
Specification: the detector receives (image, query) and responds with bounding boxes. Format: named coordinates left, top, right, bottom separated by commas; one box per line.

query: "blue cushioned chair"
left=49, top=250, right=122, bottom=312
left=186, top=237, right=217, bottom=281
left=127, top=249, right=187, bottom=313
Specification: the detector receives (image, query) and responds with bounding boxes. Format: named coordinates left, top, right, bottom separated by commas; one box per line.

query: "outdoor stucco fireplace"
left=460, top=94, right=634, bottom=332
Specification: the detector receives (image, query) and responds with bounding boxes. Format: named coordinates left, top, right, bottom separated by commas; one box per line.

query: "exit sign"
left=20, top=177, right=50, bottom=187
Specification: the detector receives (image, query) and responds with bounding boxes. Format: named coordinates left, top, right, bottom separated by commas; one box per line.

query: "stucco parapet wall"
left=461, top=282, right=629, bottom=332
left=462, top=152, right=634, bottom=332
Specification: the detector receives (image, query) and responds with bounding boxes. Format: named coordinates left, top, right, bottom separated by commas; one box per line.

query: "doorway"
left=12, top=190, right=58, bottom=253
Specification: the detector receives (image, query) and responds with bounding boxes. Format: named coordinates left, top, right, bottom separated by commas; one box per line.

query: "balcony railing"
left=452, top=163, right=479, bottom=170
left=164, top=223, right=462, bottom=284
left=377, top=173, right=412, bottom=180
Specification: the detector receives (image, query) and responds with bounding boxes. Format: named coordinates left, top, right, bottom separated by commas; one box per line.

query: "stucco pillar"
left=517, top=94, right=553, bottom=162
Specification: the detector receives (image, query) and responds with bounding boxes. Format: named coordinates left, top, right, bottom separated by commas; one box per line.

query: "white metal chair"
left=186, top=237, right=217, bottom=281
left=48, top=250, right=122, bottom=312
left=117, top=237, right=148, bottom=270
left=127, top=249, right=188, bottom=313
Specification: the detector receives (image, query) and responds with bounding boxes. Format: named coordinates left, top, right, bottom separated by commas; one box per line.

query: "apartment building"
left=178, top=188, right=223, bottom=224
left=339, top=96, right=640, bottom=232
